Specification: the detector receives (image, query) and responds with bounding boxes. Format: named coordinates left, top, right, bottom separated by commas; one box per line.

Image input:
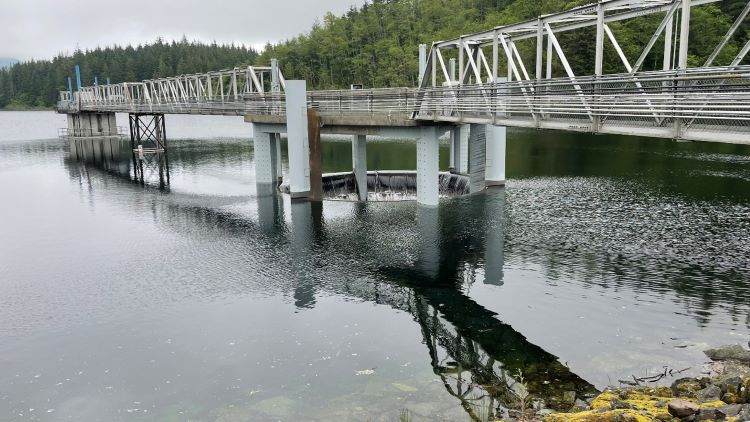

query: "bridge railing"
left=412, top=66, right=750, bottom=141
left=58, top=126, right=127, bottom=140
left=57, top=66, right=750, bottom=141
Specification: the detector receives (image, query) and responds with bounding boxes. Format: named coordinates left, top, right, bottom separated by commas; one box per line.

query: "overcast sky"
left=0, top=0, right=364, bottom=61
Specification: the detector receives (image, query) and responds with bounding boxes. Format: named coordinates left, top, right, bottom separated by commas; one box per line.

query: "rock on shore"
left=539, top=344, right=750, bottom=422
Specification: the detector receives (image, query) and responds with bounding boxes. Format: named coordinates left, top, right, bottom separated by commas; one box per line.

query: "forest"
left=0, top=39, right=258, bottom=109
left=1, top=0, right=748, bottom=109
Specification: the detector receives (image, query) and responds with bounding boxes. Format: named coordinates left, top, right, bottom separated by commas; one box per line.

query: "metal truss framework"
left=63, top=61, right=286, bottom=115
left=128, top=113, right=167, bottom=152
left=56, top=0, right=750, bottom=143
left=417, top=0, right=750, bottom=89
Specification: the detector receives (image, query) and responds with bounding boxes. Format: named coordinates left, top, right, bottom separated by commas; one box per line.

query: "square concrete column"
left=253, top=126, right=276, bottom=186
left=352, top=134, right=367, bottom=201
left=285, top=80, right=311, bottom=198
left=451, top=124, right=470, bottom=174
left=273, top=133, right=283, bottom=183
left=485, top=124, right=506, bottom=186
left=417, top=126, right=440, bottom=207
left=468, top=124, right=487, bottom=193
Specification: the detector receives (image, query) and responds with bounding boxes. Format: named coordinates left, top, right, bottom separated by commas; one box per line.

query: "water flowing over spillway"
left=284, top=171, right=471, bottom=201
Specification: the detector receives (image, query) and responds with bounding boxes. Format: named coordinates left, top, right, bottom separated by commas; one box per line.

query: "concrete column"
left=485, top=124, right=506, bottom=186
left=451, top=125, right=469, bottom=174
left=352, top=134, right=367, bottom=201
left=468, top=124, right=486, bottom=193
left=253, top=126, right=276, bottom=187
left=284, top=80, right=311, bottom=198
left=273, top=133, right=283, bottom=183
left=66, top=114, right=77, bottom=139
left=107, top=113, right=117, bottom=134
left=449, top=134, right=456, bottom=171
left=417, top=126, right=440, bottom=207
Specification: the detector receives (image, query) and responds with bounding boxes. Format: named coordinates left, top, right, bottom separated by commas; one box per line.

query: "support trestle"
left=128, top=113, right=167, bottom=153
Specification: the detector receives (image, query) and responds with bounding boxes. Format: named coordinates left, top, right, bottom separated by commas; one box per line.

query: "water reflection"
left=66, top=145, right=595, bottom=416
left=254, top=187, right=595, bottom=416
left=9, top=130, right=748, bottom=420
left=66, top=137, right=170, bottom=190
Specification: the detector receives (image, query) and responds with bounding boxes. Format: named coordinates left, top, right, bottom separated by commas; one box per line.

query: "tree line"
left=0, top=38, right=257, bottom=109
left=1, top=0, right=748, bottom=109
left=258, top=0, right=748, bottom=88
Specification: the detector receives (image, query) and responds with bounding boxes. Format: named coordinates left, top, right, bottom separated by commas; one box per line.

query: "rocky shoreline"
left=510, top=344, right=750, bottom=422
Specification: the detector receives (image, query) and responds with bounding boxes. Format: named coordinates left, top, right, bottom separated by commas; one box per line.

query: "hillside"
left=0, top=39, right=257, bottom=109
left=258, top=0, right=748, bottom=89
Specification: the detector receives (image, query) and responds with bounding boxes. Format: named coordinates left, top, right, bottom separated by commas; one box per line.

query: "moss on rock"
left=543, top=387, right=728, bottom=422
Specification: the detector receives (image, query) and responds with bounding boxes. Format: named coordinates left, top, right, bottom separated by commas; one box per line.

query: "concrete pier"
left=352, top=135, right=367, bottom=201
left=285, top=81, right=311, bottom=199
left=468, top=124, right=487, bottom=193
left=450, top=124, right=470, bottom=174
left=253, top=126, right=277, bottom=186
left=485, top=124, right=507, bottom=186
left=417, top=127, right=440, bottom=207
left=273, top=133, right=283, bottom=184
left=67, top=112, right=117, bottom=137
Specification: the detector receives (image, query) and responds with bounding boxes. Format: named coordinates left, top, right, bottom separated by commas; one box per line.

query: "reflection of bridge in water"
left=67, top=136, right=170, bottom=190
left=65, top=151, right=597, bottom=419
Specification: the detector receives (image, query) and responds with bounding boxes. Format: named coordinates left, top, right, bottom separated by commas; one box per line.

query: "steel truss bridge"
left=58, top=0, right=750, bottom=143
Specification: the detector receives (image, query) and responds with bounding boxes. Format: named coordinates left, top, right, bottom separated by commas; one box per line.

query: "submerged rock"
left=705, top=344, right=750, bottom=363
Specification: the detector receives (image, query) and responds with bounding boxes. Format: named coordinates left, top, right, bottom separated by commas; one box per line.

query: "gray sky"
left=0, top=0, right=364, bottom=61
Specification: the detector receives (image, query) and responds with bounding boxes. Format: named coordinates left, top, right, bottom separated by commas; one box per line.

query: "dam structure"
left=57, top=0, right=750, bottom=206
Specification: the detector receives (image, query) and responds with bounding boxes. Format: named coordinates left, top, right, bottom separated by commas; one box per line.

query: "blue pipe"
left=74, top=65, right=81, bottom=91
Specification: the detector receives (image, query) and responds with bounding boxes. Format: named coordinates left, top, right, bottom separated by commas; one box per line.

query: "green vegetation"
left=0, top=38, right=257, bottom=109
left=1, top=0, right=748, bottom=109
left=259, top=0, right=749, bottom=88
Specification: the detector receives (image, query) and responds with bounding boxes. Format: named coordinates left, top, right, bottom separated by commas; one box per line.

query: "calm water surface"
left=1, top=111, right=749, bottom=421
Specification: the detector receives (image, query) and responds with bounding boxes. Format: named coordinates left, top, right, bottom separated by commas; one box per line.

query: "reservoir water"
left=1, top=111, right=749, bottom=421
